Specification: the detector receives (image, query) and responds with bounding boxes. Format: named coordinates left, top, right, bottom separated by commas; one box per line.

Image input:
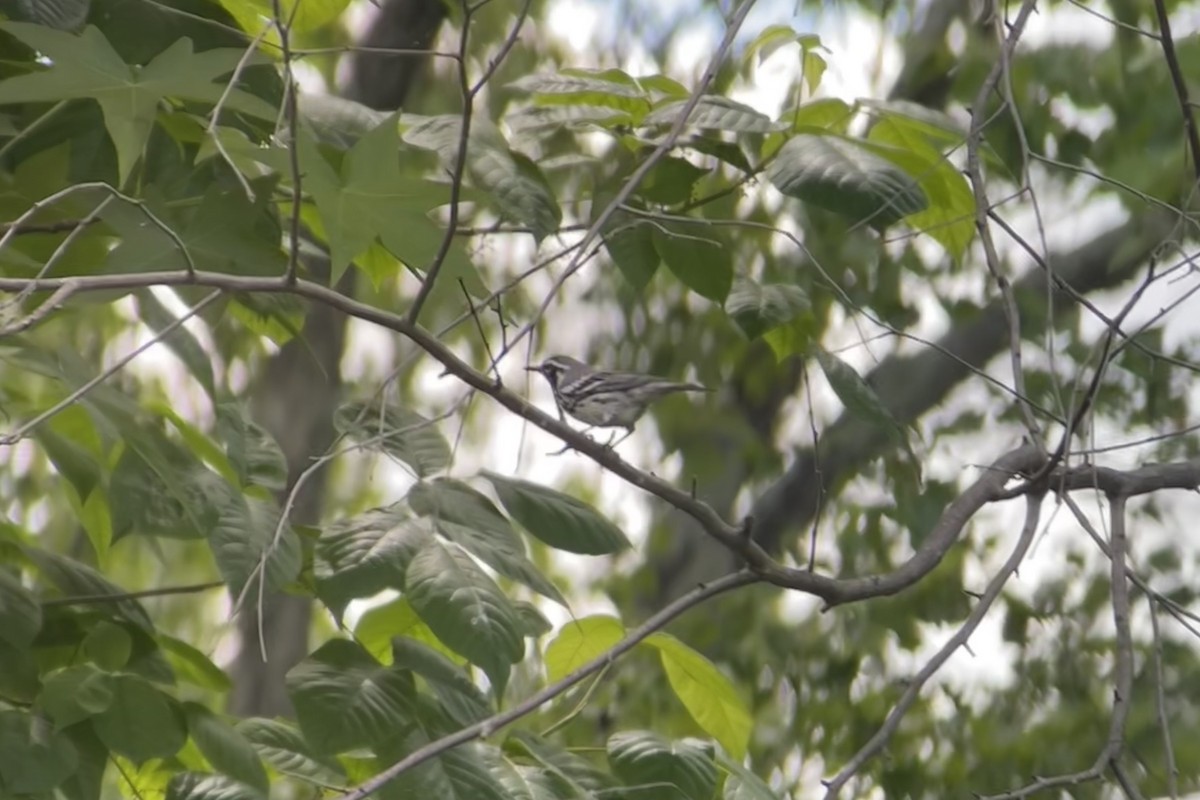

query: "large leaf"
left=353, top=596, right=464, bottom=666
left=0, top=568, right=40, bottom=649
left=724, top=277, right=810, bottom=341
left=607, top=731, right=717, bottom=800
left=645, top=96, right=779, bottom=133
left=235, top=718, right=346, bottom=787
left=217, top=0, right=350, bottom=36
left=602, top=212, right=660, bottom=291
left=651, top=219, right=733, bottom=302
left=92, top=674, right=187, bottom=763
left=408, top=479, right=567, bottom=605
left=215, top=403, right=288, bottom=493
left=544, top=615, right=625, bottom=684
left=0, top=23, right=275, bottom=184
left=643, top=633, right=753, bottom=760
left=766, top=133, right=927, bottom=228
left=390, top=637, right=492, bottom=727
left=814, top=348, right=909, bottom=448
left=38, top=665, right=115, bottom=729
left=0, top=710, right=80, bottom=794
left=405, top=539, right=526, bottom=695
left=158, top=635, right=231, bottom=692
left=718, top=753, right=782, bottom=800
left=402, top=115, right=562, bottom=242
left=23, top=548, right=153, bottom=632
left=483, top=472, right=630, bottom=556
left=285, top=639, right=416, bottom=755
left=166, top=773, right=265, bottom=800
left=208, top=493, right=302, bottom=600
left=184, top=704, right=268, bottom=793
left=506, top=731, right=622, bottom=795
left=375, top=702, right=510, bottom=800
left=314, top=510, right=434, bottom=621
left=335, top=400, right=452, bottom=478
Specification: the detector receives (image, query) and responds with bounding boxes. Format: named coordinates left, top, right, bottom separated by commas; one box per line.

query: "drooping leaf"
left=184, top=704, right=269, bottom=793
left=354, top=596, right=465, bottom=666
left=235, top=718, right=346, bottom=787
left=814, top=347, right=909, bottom=448
left=23, top=548, right=154, bottom=632
left=718, top=752, right=783, bottom=800
left=135, top=290, right=215, bottom=398
left=644, top=633, right=753, bottom=760
left=335, top=400, right=452, bottom=478
left=37, top=665, right=114, bottom=729
left=390, top=637, right=492, bottom=727
left=158, top=635, right=231, bottom=692
left=215, top=403, right=288, bottom=493
left=408, top=479, right=567, bottom=606
left=405, top=539, right=526, bottom=696
left=92, top=674, right=187, bottom=763
left=285, top=639, right=416, bottom=755
left=544, top=615, right=625, bottom=683
left=483, top=472, right=630, bottom=555
left=607, top=731, right=717, bottom=800
left=166, top=772, right=266, bottom=800
left=506, top=731, right=622, bottom=795
left=0, top=569, right=40, bottom=649
left=314, top=510, right=434, bottom=622
left=725, top=278, right=810, bottom=340
left=650, top=219, right=733, bottom=303
left=646, top=96, right=780, bottom=133
left=208, top=493, right=302, bottom=600
left=0, top=710, right=80, bottom=794
left=766, top=133, right=927, bottom=228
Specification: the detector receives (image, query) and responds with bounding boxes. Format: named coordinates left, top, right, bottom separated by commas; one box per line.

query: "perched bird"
left=526, top=355, right=707, bottom=446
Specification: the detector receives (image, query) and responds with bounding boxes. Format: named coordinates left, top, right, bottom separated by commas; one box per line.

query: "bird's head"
left=526, top=355, right=584, bottom=389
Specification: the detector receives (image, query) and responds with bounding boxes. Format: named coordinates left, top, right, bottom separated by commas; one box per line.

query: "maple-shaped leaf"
left=0, top=23, right=277, bottom=185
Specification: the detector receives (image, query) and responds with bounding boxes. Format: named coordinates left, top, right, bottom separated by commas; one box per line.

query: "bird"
left=526, top=355, right=708, bottom=446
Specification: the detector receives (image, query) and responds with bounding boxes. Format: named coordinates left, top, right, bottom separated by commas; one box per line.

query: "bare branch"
left=40, top=580, right=225, bottom=607
left=1152, top=0, right=1200, bottom=183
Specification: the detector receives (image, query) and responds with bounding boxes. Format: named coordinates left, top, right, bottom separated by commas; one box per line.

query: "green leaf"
left=651, top=220, right=733, bottom=303
left=607, top=731, right=717, bottom=800
left=509, top=71, right=650, bottom=120
left=779, top=98, right=853, bottom=134
left=409, top=479, right=567, bottom=606
left=82, top=620, right=132, bottom=670
left=482, top=747, right=570, bottom=800
left=285, top=639, right=416, bottom=755
left=38, top=665, right=114, bottom=729
left=543, top=615, right=625, bottom=683
left=603, top=215, right=660, bottom=290
left=814, top=348, right=909, bottom=447
left=314, top=510, right=433, bottom=622
left=741, top=24, right=805, bottom=68
left=217, top=0, right=350, bottom=35
left=0, top=23, right=275, bottom=185
left=208, top=493, right=302, bottom=600
left=135, top=291, right=215, bottom=398
left=506, top=731, right=622, bottom=795
left=376, top=706, right=510, bottom=800
left=185, top=704, right=268, bottom=793
left=717, top=752, right=781, bottom=800
left=166, top=772, right=266, bottom=800
left=405, top=539, right=525, bottom=695
left=92, top=674, right=187, bottom=763
left=298, top=93, right=391, bottom=149
left=483, top=472, right=631, bottom=555
left=766, top=133, right=927, bottom=228
left=637, top=156, right=709, bottom=205
left=725, top=278, right=810, bottom=340
left=0, top=710, right=79, bottom=794
left=354, top=597, right=465, bottom=666
left=390, top=637, right=492, bottom=727
left=215, top=403, right=288, bottom=493
left=158, top=635, right=232, bottom=692
left=865, top=116, right=975, bottom=259
left=335, top=400, right=452, bottom=478
left=646, top=96, right=779, bottom=133
left=23, top=548, right=154, bottom=632
left=34, top=406, right=104, bottom=503
left=643, top=633, right=753, bottom=760
left=402, top=115, right=562, bottom=242
left=301, top=118, right=475, bottom=286
left=0, top=568, right=40, bottom=648
left=236, top=718, right=346, bottom=787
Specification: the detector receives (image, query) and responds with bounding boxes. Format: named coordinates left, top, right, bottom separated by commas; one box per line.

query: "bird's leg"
left=607, top=427, right=634, bottom=448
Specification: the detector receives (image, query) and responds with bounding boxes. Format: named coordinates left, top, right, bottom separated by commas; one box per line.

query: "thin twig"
left=271, top=0, right=303, bottom=284
left=1148, top=596, right=1179, bottom=799
left=405, top=0, right=533, bottom=324
left=0, top=291, right=221, bottom=445
left=206, top=23, right=270, bottom=203
left=1152, top=0, right=1200, bottom=183
left=822, top=491, right=1045, bottom=798
left=41, top=580, right=225, bottom=607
